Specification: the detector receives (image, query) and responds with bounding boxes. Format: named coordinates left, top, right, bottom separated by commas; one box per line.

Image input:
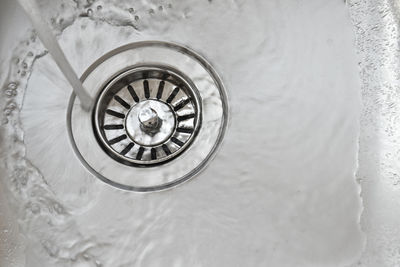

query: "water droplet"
left=28, top=52, right=33, bottom=57
left=7, top=102, right=16, bottom=110
left=87, top=8, right=93, bottom=16
left=30, top=203, right=40, bottom=214
left=53, top=202, right=65, bottom=214
left=19, top=176, right=27, bottom=186
left=4, top=90, right=13, bottom=97
left=22, top=62, right=28, bottom=69
left=8, top=82, right=17, bottom=90
left=149, top=9, right=155, bottom=15
left=134, top=15, right=140, bottom=21
left=183, top=7, right=192, bottom=18
left=30, top=32, right=37, bottom=42
left=42, top=240, right=59, bottom=257
left=128, top=7, right=135, bottom=13
left=97, top=5, right=102, bottom=10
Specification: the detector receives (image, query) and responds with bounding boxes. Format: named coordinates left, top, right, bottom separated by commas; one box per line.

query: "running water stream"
left=16, top=0, right=93, bottom=111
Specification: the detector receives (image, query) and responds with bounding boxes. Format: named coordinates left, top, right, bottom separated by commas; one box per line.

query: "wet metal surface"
left=1, top=0, right=400, bottom=266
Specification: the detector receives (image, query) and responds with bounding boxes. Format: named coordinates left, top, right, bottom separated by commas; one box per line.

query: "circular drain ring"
left=67, top=41, right=228, bottom=192
left=93, top=65, right=202, bottom=166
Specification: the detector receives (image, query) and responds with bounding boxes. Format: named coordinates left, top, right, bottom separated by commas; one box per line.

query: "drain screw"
left=138, top=107, right=162, bottom=135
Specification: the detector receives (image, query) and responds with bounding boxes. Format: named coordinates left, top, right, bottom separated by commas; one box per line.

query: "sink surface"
left=1, top=0, right=400, bottom=266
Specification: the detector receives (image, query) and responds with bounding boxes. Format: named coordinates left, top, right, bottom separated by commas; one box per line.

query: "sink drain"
left=94, top=66, right=201, bottom=166
left=67, top=41, right=228, bottom=192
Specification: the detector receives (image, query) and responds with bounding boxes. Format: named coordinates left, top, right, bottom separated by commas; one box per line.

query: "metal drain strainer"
left=68, top=41, right=228, bottom=192
left=94, top=66, right=201, bottom=166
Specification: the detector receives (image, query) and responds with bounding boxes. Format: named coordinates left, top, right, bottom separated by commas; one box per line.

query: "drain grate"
left=94, top=66, right=201, bottom=166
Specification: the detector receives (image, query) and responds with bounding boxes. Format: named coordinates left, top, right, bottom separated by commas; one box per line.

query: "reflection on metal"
left=94, top=66, right=201, bottom=166
left=67, top=41, right=228, bottom=191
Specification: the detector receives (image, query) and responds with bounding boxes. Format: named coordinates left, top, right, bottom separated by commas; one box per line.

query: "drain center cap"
left=138, top=107, right=161, bottom=132
left=125, top=100, right=175, bottom=146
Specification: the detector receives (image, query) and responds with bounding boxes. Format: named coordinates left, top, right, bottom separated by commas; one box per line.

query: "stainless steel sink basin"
left=1, top=0, right=400, bottom=266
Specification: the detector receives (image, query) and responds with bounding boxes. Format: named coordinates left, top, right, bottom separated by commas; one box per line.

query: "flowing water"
left=0, top=0, right=368, bottom=266
left=16, top=0, right=93, bottom=110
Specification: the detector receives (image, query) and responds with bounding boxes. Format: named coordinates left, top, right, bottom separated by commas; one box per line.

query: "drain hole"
left=136, top=147, right=145, bottom=160
left=166, top=87, right=180, bottom=104
left=157, top=81, right=165, bottom=99
left=114, top=95, right=131, bottom=109
left=151, top=148, right=157, bottom=160
left=173, top=98, right=191, bottom=112
left=127, top=85, right=140, bottom=103
left=171, top=137, right=185, bottom=147
left=106, top=109, right=125, bottom=119
left=108, top=134, right=127, bottom=145
left=121, top=142, right=135, bottom=155
left=176, top=127, right=194, bottom=134
left=162, top=144, right=171, bottom=155
left=103, top=124, right=124, bottom=130
left=177, top=114, right=195, bottom=122
left=144, top=80, right=150, bottom=99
